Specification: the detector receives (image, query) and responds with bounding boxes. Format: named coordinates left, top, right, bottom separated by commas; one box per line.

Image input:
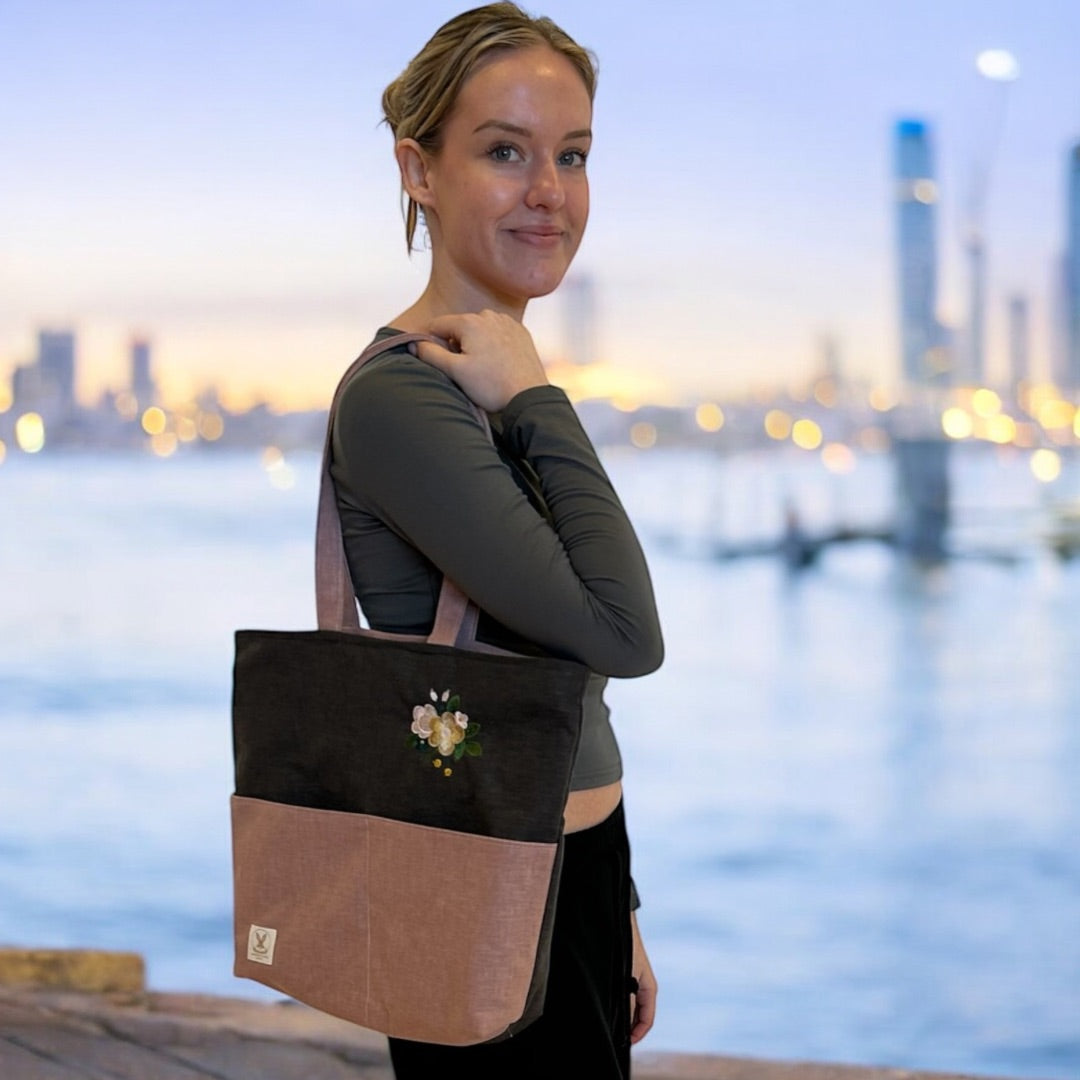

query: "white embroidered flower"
left=411, top=703, right=437, bottom=738
left=453, top=711, right=469, bottom=730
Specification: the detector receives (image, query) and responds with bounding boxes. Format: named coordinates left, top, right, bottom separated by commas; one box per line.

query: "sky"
left=3, top=0, right=1080, bottom=409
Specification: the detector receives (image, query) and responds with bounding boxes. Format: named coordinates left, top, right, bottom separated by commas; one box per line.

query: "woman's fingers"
left=414, top=310, right=548, bottom=411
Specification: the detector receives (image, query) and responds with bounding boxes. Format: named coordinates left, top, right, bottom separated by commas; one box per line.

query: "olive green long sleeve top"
left=330, top=331, right=663, bottom=791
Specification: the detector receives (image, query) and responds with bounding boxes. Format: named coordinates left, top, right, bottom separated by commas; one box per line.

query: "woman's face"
left=417, top=45, right=592, bottom=312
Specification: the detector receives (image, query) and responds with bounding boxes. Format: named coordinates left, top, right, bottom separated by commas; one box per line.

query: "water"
left=1, top=448, right=1077, bottom=1079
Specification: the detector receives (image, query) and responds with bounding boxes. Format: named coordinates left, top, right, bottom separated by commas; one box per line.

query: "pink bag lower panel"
left=230, top=794, right=557, bottom=1045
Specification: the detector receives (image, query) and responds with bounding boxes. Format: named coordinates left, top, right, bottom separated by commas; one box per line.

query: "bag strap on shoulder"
left=315, top=332, right=489, bottom=647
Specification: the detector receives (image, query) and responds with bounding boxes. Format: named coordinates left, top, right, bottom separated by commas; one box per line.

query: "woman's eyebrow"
left=472, top=119, right=592, bottom=140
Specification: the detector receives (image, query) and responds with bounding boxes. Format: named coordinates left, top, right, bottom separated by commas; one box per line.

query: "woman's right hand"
left=414, top=310, right=549, bottom=412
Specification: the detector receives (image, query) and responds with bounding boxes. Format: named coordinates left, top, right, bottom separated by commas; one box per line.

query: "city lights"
left=976, top=49, right=1020, bottom=82
left=764, top=409, right=792, bottom=440
left=971, top=388, right=1001, bottom=417
left=629, top=422, right=657, bottom=449
left=261, top=445, right=296, bottom=489
left=14, top=412, right=45, bottom=453
left=941, top=408, right=973, bottom=440
left=150, top=432, right=178, bottom=457
left=694, top=403, right=725, bottom=433
left=141, top=406, right=167, bottom=436
left=821, top=442, right=856, bottom=473
left=1030, top=448, right=1061, bottom=483
left=791, top=419, right=823, bottom=450
left=198, top=412, right=225, bottom=441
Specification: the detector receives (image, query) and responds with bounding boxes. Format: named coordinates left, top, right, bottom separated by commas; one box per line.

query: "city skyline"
left=4, top=1, right=1080, bottom=409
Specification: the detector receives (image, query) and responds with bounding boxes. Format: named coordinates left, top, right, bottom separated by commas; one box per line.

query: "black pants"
left=389, top=801, right=634, bottom=1079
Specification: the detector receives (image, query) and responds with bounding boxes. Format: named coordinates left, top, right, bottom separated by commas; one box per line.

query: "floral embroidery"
left=407, top=688, right=482, bottom=775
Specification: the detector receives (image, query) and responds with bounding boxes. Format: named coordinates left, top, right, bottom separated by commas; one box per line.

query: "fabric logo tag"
left=247, top=925, right=277, bottom=965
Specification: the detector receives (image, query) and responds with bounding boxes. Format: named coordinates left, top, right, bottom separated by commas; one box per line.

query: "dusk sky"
left=4, top=0, right=1080, bottom=409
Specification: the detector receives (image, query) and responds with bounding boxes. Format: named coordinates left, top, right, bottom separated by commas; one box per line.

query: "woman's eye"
left=488, top=143, right=522, bottom=163
left=559, top=149, right=588, bottom=167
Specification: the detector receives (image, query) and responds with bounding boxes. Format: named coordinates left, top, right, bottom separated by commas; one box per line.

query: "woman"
left=330, top=5, right=663, bottom=1076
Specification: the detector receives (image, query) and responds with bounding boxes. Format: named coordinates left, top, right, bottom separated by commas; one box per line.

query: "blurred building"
left=131, top=336, right=156, bottom=406
left=894, top=119, right=946, bottom=386
left=11, top=329, right=77, bottom=419
left=1066, top=140, right=1080, bottom=392
left=562, top=273, right=597, bottom=366
left=1007, top=294, right=1030, bottom=388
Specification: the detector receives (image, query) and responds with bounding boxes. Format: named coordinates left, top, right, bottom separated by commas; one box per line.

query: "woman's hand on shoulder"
left=414, top=310, right=549, bottom=412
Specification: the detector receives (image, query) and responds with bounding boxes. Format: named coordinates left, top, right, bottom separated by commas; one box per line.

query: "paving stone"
left=5, top=1025, right=210, bottom=1080
left=0, top=985, right=1020, bottom=1080
left=168, top=1034, right=393, bottom=1080
left=0, top=1036, right=98, bottom=1080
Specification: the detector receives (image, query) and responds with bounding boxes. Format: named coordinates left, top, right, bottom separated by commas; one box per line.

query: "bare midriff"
left=564, top=779, right=622, bottom=834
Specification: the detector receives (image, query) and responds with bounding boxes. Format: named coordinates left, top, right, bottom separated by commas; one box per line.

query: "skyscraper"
left=131, top=337, right=156, bottom=406
left=894, top=119, right=944, bottom=386
left=37, top=330, right=76, bottom=412
left=1007, top=295, right=1030, bottom=388
left=561, top=274, right=597, bottom=366
left=1066, top=141, right=1080, bottom=392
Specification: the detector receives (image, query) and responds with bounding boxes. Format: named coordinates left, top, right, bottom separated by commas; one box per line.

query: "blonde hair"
left=381, top=2, right=597, bottom=252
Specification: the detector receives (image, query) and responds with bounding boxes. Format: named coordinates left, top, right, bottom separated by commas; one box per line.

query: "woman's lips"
left=508, top=226, right=564, bottom=247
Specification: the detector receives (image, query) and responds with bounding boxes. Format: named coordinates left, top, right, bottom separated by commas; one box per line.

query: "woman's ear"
left=395, top=139, right=436, bottom=211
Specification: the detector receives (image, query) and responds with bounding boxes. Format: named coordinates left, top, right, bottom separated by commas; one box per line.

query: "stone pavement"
left=0, top=949, right=1016, bottom=1080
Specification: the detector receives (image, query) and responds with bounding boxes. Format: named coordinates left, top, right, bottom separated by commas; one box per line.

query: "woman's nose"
left=525, top=157, right=565, bottom=210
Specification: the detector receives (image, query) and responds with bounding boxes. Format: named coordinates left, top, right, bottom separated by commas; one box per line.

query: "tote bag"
left=231, top=333, right=587, bottom=1045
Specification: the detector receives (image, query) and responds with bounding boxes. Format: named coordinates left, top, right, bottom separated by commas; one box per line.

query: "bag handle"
left=315, top=332, right=489, bottom=647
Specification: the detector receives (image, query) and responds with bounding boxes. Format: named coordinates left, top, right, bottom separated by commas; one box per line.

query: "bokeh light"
left=971, top=388, right=1001, bottom=418
left=15, top=412, right=45, bottom=453
left=821, top=442, right=855, bottom=473
left=985, top=414, right=1017, bottom=444
left=141, top=406, right=167, bottom=436
left=114, top=391, right=139, bottom=420
left=151, top=432, right=178, bottom=457
left=1037, top=399, right=1075, bottom=430
left=791, top=419, right=823, bottom=451
left=198, top=412, right=225, bottom=441
left=942, top=407, right=973, bottom=439
left=694, top=403, right=725, bottom=433
left=976, top=48, right=1019, bottom=81
left=629, top=422, right=657, bottom=449
left=1030, top=449, right=1061, bottom=483
left=764, top=409, right=792, bottom=440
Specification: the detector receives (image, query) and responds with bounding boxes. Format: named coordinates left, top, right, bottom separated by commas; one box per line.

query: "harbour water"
left=1, top=448, right=1077, bottom=1079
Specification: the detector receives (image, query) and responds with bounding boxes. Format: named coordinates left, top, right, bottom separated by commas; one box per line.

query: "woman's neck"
left=389, top=277, right=526, bottom=332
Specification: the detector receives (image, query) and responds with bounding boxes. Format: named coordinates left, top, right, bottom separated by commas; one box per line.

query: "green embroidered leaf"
left=466, top=722, right=480, bottom=738
left=453, top=744, right=466, bottom=761
left=447, top=695, right=461, bottom=712
left=464, top=741, right=482, bottom=757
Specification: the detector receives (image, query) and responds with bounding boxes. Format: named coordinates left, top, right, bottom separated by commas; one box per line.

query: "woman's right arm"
left=332, top=345, right=663, bottom=678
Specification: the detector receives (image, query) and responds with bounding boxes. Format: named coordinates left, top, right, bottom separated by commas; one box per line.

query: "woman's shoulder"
left=333, top=335, right=486, bottom=454
left=337, top=338, right=463, bottom=415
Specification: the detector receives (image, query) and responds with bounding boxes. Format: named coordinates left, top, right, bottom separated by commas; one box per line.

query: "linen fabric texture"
left=231, top=332, right=589, bottom=1045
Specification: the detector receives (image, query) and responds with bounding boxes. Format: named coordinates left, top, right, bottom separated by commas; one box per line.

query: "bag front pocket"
left=230, top=795, right=557, bottom=1045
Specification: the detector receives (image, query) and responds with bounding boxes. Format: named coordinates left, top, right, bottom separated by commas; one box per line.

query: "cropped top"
left=330, top=329, right=663, bottom=791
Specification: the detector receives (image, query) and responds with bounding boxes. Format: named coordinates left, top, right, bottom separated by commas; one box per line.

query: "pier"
left=0, top=949, right=1023, bottom=1080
